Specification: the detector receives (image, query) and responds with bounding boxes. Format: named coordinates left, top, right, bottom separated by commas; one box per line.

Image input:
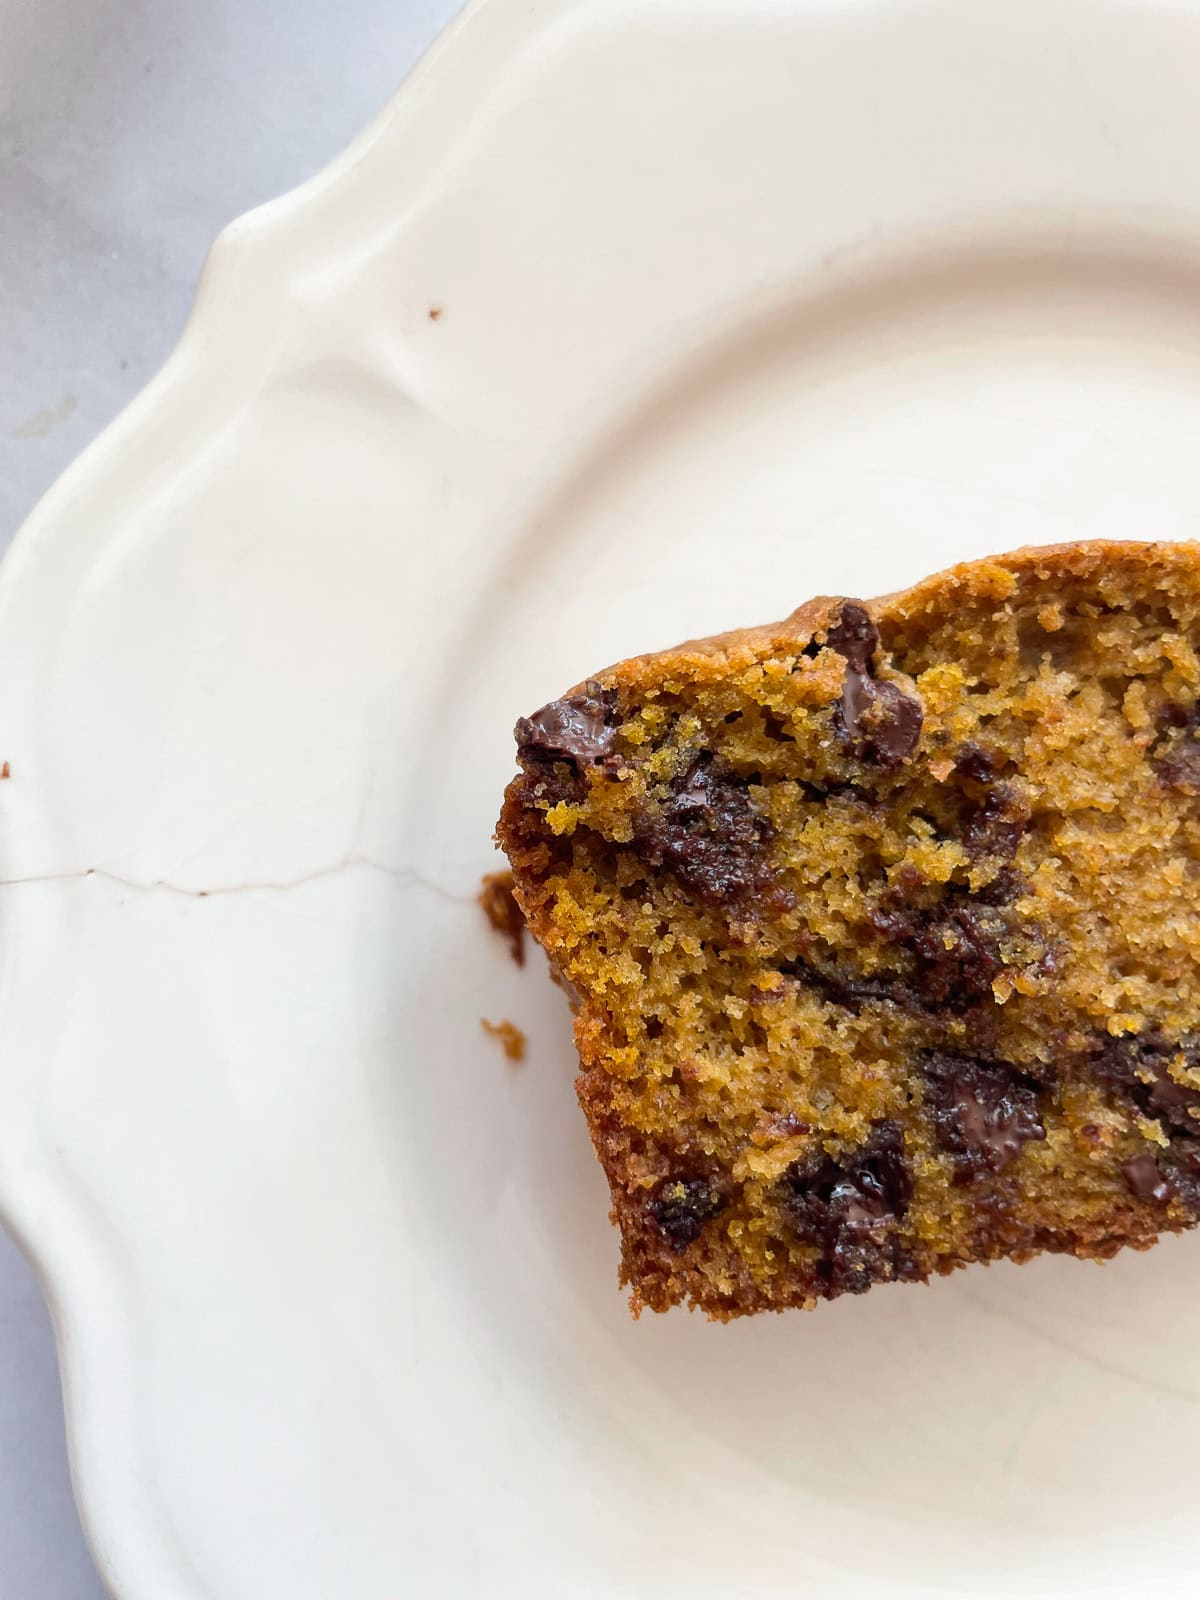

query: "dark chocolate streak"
left=781, top=889, right=1035, bottom=1018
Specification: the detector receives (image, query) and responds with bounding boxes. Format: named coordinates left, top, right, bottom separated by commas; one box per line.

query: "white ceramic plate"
left=7, top=1, right=1200, bottom=1594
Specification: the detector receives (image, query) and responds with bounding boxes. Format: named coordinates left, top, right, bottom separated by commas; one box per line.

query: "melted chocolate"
left=634, top=757, right=776, bottom=909
left=515, top=681, right=618, bottom=768
left=779, top=1121, right=917, bottom=1293
left=1121, top=1152, right=1171, bottom=1203
left=923, top=1052, right=1045, bottom=1177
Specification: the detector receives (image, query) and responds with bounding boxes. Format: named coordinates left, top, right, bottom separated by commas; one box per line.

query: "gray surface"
left=0, top=1, right=460, bottom=1592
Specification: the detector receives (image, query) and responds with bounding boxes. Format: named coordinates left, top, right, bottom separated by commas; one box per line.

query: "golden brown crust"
left=499, top=539, right=1200, bottom=1317
left=576, top=540, right=1189, bottom=689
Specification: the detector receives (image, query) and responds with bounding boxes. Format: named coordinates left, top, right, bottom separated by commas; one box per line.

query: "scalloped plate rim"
left=0, top=1, right=554, bottom=1593
left=5, top=0, right=1200, bottom=1594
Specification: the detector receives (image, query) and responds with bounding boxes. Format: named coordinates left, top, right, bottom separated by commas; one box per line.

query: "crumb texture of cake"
left=478, top=870, right=527, bottom=967
left=481, top=1017, right=527, bottom=1063
left=496, top=541, right=1200, bottom=1318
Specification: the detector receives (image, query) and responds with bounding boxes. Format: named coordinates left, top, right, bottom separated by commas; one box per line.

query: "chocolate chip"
left=779, top=1121, right=916, bottom=1293
left=962, top=782, right=1029, bottom=861
left=652, top=1177, right=724, bottom=1250
left=1156, top=738, right=1200, bottom=795
left=633, top=757, right=776, bottom=909
left=825, top=602, right=879, bottom=674
left=1162, top=1140, right=1200, bottom=1214
left=515, top=763, right=588, bottom=811
left=954, top=743, right=1000, bottom=784
left=928, top=902, right=1017, bottom=998
left=1122, top=1153, right=1172, bottom=1203
left=850, top=679, right=923, bottom=769
left=826, top=602, right=922, bottom=771
left=1091, top=1032, right=1200, bottom=1136
left=669, top=765, right=716, bottom=817
left=1158, top=701, right=1192, bottom=730
left=1148, top=1071, right=1200, bottom=1124
left=515, top=681, right=618, bottom=768
left=1149, top=703, right=1200, bottom=794
left=969, top=867, right=1024, bottom=907
left=1173, top=1140, right=1200, bottom=1178
left=870, top=901, right=1012, bottom=1009
left=794, top=890, right=1038, bottom=1019
left=923, top=1053, right=1045, bottom=1177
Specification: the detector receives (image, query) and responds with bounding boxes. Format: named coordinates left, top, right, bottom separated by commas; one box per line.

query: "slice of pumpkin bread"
left=497, top=542, right=1200, bottom=1317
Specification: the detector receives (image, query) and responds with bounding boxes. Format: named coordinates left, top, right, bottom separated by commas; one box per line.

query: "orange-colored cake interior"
left=498, top=543, right=1200, bottom=1317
